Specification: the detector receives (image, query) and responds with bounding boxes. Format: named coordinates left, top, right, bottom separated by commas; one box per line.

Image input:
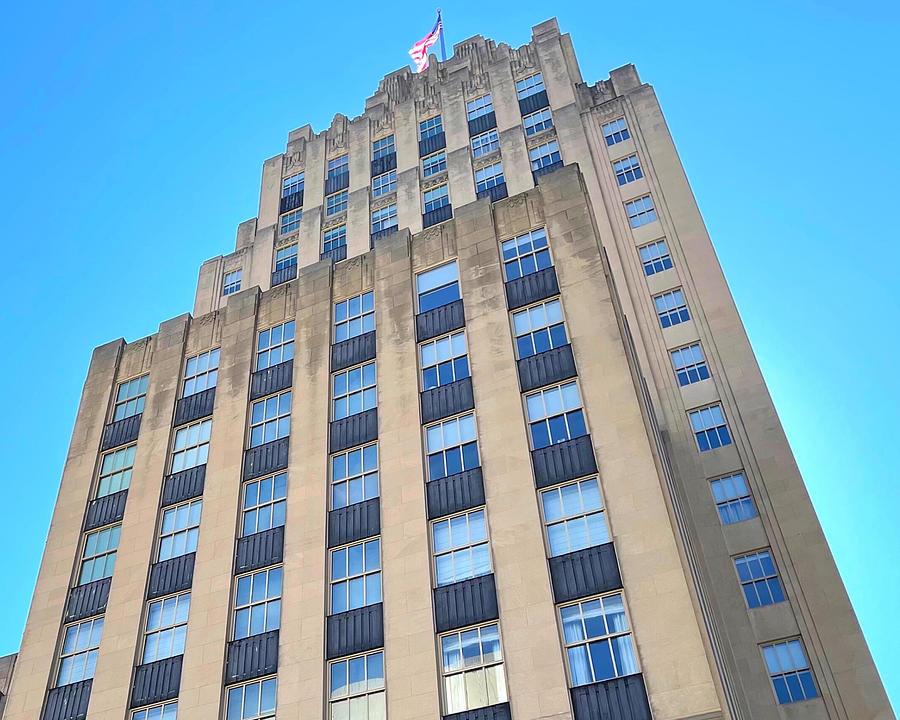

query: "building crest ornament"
left=327, top=114, right=350, bottom=154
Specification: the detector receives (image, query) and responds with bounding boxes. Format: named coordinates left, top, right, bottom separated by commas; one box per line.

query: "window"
left=234, top=566, right=282, bottom=639
left=440, top=623, right=507, bottom=713
left=670, top=344, right=710, bottom=386
left=171, top=418, right=212, bottom=473
left=501, top=227, right=550, bottom=281
left=638, top=240, right=673, bottom=276
left=471, top=130, right=499, bottom=157
left=735, top=550, right=784, bottom=608
left=423, top=184, right=450, bottom=214
left=466, top=95, right=493, bottom=121
left=132, top=701, right=177, bottom=720
left=372, top=135, right=394, bottom=160
left=601, top=118, right=630, bottom=146
left=529, top=140, right=561, bottom=172
left=249, top=391, right=291, bottom=447
left=330, top=538, right=381, bottom=613
left=625, top=195, right=657, bottom=228
left=475, top=162, right=504, bottom=192
left=516, top=73, right=544, bottom=99
left=417, top=262, right=460, bottom=312
left=323, top=225, right=347, bottom=253
left=423, top=150, right=447, bottom=176
left=371, top=205, right=398, bottom=234
left=158, top=499, right=202, bottom=562
left=257, top=321, right=294, bottom=371
left=183, top=348, right=220, bottom=397
left=333, top=362, right=376, bottom=420
left=426, top=413, right=479, bottom=481
left=79, top=524, right=120, bottom=584
left=329, top=650, right=385, bottom=720
left=561, top=593, right=639, bottom=685
left=328, top=155, right=349, bottom=179
left=282, top=173, right=304, bottom=197
left=280, top=210, right=302, bottom=234
left=96, top=444, right=136, bottom=497
left=432, top=508, right=490, bottom=586
left=224, top=270, right=242, bottom=296
left=710, top=473, right=757, bottom=524
left=512, top=299, right=568, bottom=359
left=241, top=472, right=287, bottom=536
left=226, top=678, right=277, bottom=720
left=57, top=617, right=103, bottom=686
left=654, top=289, right=690, bottom=328
left=420, top=115, right=443, bottom=139
left=689, top=404, right=732, bottom=451
left=142, top=592, right=190, bottom=663
left=113, top=375, right=148, bottom=421
left=523, top=108, right=553, bottom=136
left=372, top=170, right=396, bottom=197
left=275, top=244, right=298, bottom=271
left=525, top=382, right=587, bottom=450
left=331, top=444, right=379, bottom=509
left=327, top=190, right=348, bottom=216
left=613, top=155, right=643, bottom=185
left=420, top=331, right=469, bottom=390
left=335, top=292, right=375, bottom=343
left=763, top=639, right=817, bottom=704
left=540, top=477, right=608, bottom=556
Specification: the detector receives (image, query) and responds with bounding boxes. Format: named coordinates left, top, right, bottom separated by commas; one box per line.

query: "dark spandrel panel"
left=225, top=630, right=279, bottom=684
left=426, top=467, right=485, bottom=520
left=84, top=490, right=127, bottom=531
left=161, top=465, right=206, bottom=507
left=329, top=409, right=378, bottom=454
left=505, top=266, right=560, bottom=311
left=147, top=553, right=195, bottom=600
left=371, top=152, right=397, bottom=177
left=444, top=702, right=511, bottom=720
left=321, top=245, right=348, bottom=263
left=517, top=344, right=577, bottom=393
left=173, top=387, right=216, bottom=427
left=415, top=299, right=465, bottom=343
left=271, top=263, right=298, bottom=287
left=101, top=414, right=141, bottom=451
left=328, top=498, right=381, bottom=548
left=326, top=603, right=384, bottom=659
left=518, top=89, right=550, bottom=115
left=324, top=172, right=350, bottom=195
left=279, top=189, right=303, bottom=214
left=421, top=377, right=475, bottom=425
left=570, top=675, right=651, bottom=720
left=476, top=183, right=508, bottom=203
left=64, top=578, right=111, bottom=623
left=249, top=359, right=294, bottom=401
left=418, top=131, right=446, bottom=157
left=532, top=160, right=564, bottom=183
left=243, top=438, right=290, bottom=481
left=331, top=331, right=376, bottom=373
left=467, top=111, right=497, bottom=136
left=235, top=526, right=285, bottom=575
left=433, top=573, right=498, bottom=633
left=422, top=204, right=453, bottom=229
left=43, top=679, right=92, bottom=720
left=130, top=656, right=182, bottom=709
left=370, top=227, right=398, bottom=244
left=531, top=435, right=598, bottom=489
left=549, top=543, right=622, bottom=604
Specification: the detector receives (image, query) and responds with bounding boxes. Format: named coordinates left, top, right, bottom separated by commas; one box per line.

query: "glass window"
left=142, top=592, right=190, bottom=663
left=613, top=155, right=643, bottom=185
left=670, top=343, right=710, bottom=386
left=432, top=509, right=490, bottom=586
left=420, top=331, right=469, bottom=390
left=471, top=130, right=499, bottom=157
left=371, top=205, right=398, bottom=234
left=335, top=292, right=375, bottom=343
left=257, top=321, right=295, bottom=371
left=331, top=444, right=379, bottom=510
left=241, top=472, right=287, bottom=536
left=249, top=391, right=292, bottom=447
left=330, top=538, right=381, bottom=613
left=426, top=413, right=479, bottom=481
left=280, top=210, right=302, bottom=234
left=324, top=225, right=347, bottom=253
left=327, top=190, right=349, bottom=216
left=525, top=382, right=587, bottom=450
left=560, top=593, right=639, bottom=685
left=332, top=362, right=377, bottom=421
left=183, top=348, right=220, bottom=397
left=512, top=299, right=567, bottom=359
left=372, top=135, right=395, bottom=160
left=234, top=567, right=282, bottom=639
left=372, top=170, right=396, bottom=197
left=171, top=418, right=212, bottom=473
left=423, top=150, right=447, bottom=177
left=735, top=550, right=785, bottom=609
left=529, top=140, right=561, bottom=171
left=540, top=477, right=608, bottom=556
left=132, top=701, right=178, bottom=720
left=113, top=375, right=149, bottom=422
left=79, top=524, right=120, bottom=584
left=226, top=678, right=277, bottom=720
left=440, top=623, right=507, bottom=714
left=57, top=617, right=103, bottom=686
left=96, top=444, right=136, bottom=497
left=420, top=115, right=443, bottom=139
left=523, top=108, right=553, bottom=136
left=501, top=228, right=550, bottom=281
left=638, top=240, right=672, bottom=276
left=466, top=95, right=494, bottom=121
left=275, top=244, right=298, bottom=271
left=475, top=162, right=504, bottom=192
left=417, top=262, right=460, bottom=312
left=710, top=473, right=757, bottom=525
left=688, top=404, right=732, bottom=451
left=224, top=270, right=242, bottom=296
left=282, top=173, right=304, bottom=197
left=424, top=184, right=450, bottom=213
left=763, top=639, right=818, bottom=704
left=625, top=196, right=657, bottom=228
left=329, top=651, right=386, bottom=720
left=601, top=118, right=630, bottom=146
left=158, top=499, right=202, bottom=561
left=653, top=289, right=690, bottom=328
left=516, top=73, right=544, bottom=99
left=328, top=155, right=349, bottom=179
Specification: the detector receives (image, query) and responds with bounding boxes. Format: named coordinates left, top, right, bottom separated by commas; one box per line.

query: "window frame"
left=466, top=94, right=494, bottom=121
left=670, top=343, right=710, bottom=386
left=328, top=649, right=386, bottom=720
left=56, top=617, right=104, bottom=687
left=78, top=523, right=121, bottom=585
left=96, top=444, right=137, bottom=498
left=612, top=154, right=643, bottom=185
left=170, top=418, right=212, bottom=473
left=330, top=443, right=379, bottom=510
left=538, top=476, right=610, bottom=557
left=523, top=381, right=588, bottom=450
left=601, top=117, right=630, bottom=146
left=419, top=115, right=443, bottom=139
left=329, top=537, right=382, bottom=614
left=372, top=170, right=397, bottom=197
left=372, top=135, right=395, bottom=160
left=653, top=288, right=690, bottom=328
left=371, top=204, right=398, bottom=234
left=734, top=549, right=785, bottom=609
left=529, top=140, right=561, bottom=171
left=225, top=677, right=277, bottom=720
left=474, top=162, right=504, bottom=193
left=326, top=189, right=349, bottom=216
left=223, top=270, right=242, bottom=296
left=471, top=129, right=499, bottom=157
left=515, top=72, right=545, bottom=99
left=280, top=209, right=302, bottom=235
left=500, top=227, right=551, bottom=282
left=282, top=172, right=304, bottom=197
left=423, top=184, right=450, bottom=213
left=328, top=154, right=349, bottom=179
left=323, top=224, right=347, bottom=254
left=233, top=566, right=283, bottom=640
left=334, top=291, right=375, bottom=344
left=510, top=297, right=569, bottom=360
left=431, top=507, right=492, bottom=587
left=157, top=499, right=202, bottom=562
left=422, top=150, right=447, bottom=177
left=249, top=390, right=292, bottom=448
left=332, top=361, right=377, bottom=421
left=256, top=321, right=295, bottom=372
left=638, top=239, right=673, bottom=276
left=688, top=404, right=732, bottom=452
left=416, top=261, right=460, bottom=313
left=274, top=244, right=298, bottom=271
left=424, top=412, right=480, bottom=481
left=141, top=591, right=191, bottom=664
left=523, top=107, right=553, bottom=136
left=131, top=701, right=178, bottom=720
left=439, top=621, right=508, bottom=715
left=709, top=472, right=757, bottom=525
left=761, top=638, right=818, bottom=705
left=112, top=374, right=149, bottom=422
left=419, top=330, right=470, bottom=391
left=624, top=195, right=658, bottom=228
left=240, top=472, right=287, bottom=537
left=182, top=348, right=220, bottom=398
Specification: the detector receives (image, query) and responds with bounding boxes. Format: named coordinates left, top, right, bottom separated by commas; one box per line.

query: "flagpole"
left=438, top=8, right=447, bottom=62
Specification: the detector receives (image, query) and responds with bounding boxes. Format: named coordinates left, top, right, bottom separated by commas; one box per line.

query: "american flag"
left=409, top=14, right=443, bottom=73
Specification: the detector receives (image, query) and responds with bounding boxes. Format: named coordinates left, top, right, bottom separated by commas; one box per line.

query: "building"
left=2, top=17, right=891, bottom=720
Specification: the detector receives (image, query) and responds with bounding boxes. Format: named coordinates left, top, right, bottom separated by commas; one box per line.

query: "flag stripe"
left=409, top=16, right=443, bottom=72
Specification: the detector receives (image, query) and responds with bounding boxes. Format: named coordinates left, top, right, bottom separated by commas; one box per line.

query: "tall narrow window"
left=612, top=155, right=643, bottom=185
left=234, top=567, right=282, bottom=639
left=282, top=173, right=304, bottom=197
left=466, top=95, right=494, bottom=120
left=426, top=413, right=479, bottom=480
left=512, top=299, right=568, bottom=359
left=171, top=418, right=212, bottom=473
left=475, top=162, right=504, bottom=193
left=223, top=270, right=242, bottom=296
left=372, top=135, right=395, bottom=159
left=96, top=444, right=136, bottom=497
left=329, top=651, right=386, bottom=720
left=638, top=240, right=673, bottom=276
left=142, top=592, right=190, bottom=663
left=79, top=524, right=121, bottom=584
left=420, top=115, right=443, bottom=139
left=275, top=244, right=298, bottom=271
left=183, top=348, right=220, bottom=397
left=653, top=289, right=690, bottom=328
left=440, top=623, right=507, bottom=713
left=256, top=321, right=294, bottom=371
left=57, top=618, right=103, bottom=686
left=113, top=375, right=149, bottom=421
left=226, top=678, right=277, bottom=720
left=423, top=184, right=450, bottom=213
left=471, top=130, right=499, bottom=157
left=332, top=362, right=376, bottom=420
left=432, top=508, right=490, bottom=586
left=735, top=550, right=785, bottom=608
left=334, top=292, right=375, bottom=343
left=249, top=391, right=291, bottom=447
left=710, top=473, right=757, bottom=524
left=241, top=472, right=287, bottom=536
left=280, top=210, right=302, bottom=234
left=561, top=593, right=639, bottom=685
left=501, top=228, right=550, bottom=281
left=328, top=155, right=349, bottom=179
left=601, top=118, right=630, bottom=146
left=525, top=382, right=587, bottom=449
left=323, top=225, right=347, bottom=254
left=670, top=343, right=710, bottom=386
left=416, top=262, right=460, bottom=312
left=132, top=701, right=177, bottom=720
left=516, top=73, right=544, bottom=99
left=330, top=538, right=381, bottom=613
left=529, top=140, right=561, bottom=171
left=762, top=639, right=818, bottom=704
left=420, top=331, right=469, bottom=390
left=331, top=444, right=379, bottom=509
left=688, top=404, right=732, bottom=451
left=158, top=500, right=202, bottom=561
left=625, top=196, right=657, bottom=228
left=540, top=477, right=608, bottom=556
left=523, top=108, right=553, bottom=136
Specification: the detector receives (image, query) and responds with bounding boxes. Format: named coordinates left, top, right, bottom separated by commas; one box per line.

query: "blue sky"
left=0, top=0, right=896, bottom=708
